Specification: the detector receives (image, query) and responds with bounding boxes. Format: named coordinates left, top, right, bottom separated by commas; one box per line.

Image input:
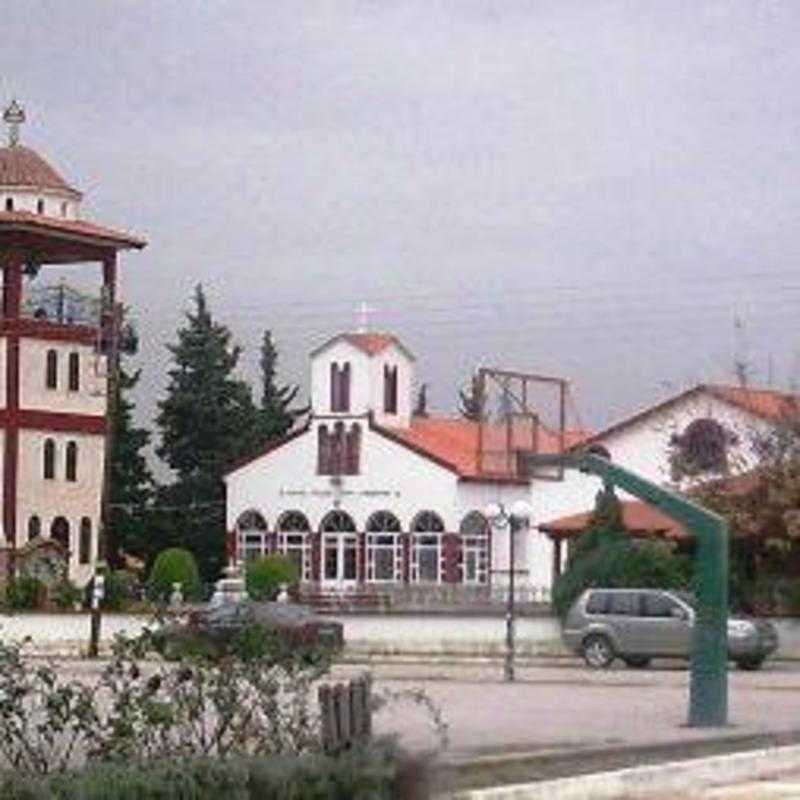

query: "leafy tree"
left=108, top=362, right=153, bottom=568
left=257, top=329, right=306, bottom=442
left=458, top=373, right=485, bottom=421
left=552, top=487, right=690, bottom=618
left=155, top=285, right=261, bottom=582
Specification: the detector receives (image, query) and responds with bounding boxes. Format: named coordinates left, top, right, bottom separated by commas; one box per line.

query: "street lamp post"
left=486, top=500, right=532, bottom=682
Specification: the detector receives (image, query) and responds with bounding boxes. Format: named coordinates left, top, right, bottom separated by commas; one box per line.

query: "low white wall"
left=3, top=613, right=800, bottom=659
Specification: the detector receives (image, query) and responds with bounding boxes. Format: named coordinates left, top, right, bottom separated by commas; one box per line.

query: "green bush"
left=246, top=553, right=298, bottom=601
left=104, top=570, right=141, bottom=611
left=50, top=579, right=82, bottom=610
left=0, top=745, right=415, bottom=800
left=6, top=575, right=46, bottom=610
left=147, top=548, right=202, bottom=602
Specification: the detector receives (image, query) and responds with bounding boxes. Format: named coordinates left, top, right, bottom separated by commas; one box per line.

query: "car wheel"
left=583, top=634, right=615, bottom=668
left=622, top=656, right=651, bottom=669
left=736, top=657, right=765, bottom=671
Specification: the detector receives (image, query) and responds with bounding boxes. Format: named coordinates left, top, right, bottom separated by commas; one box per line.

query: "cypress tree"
left=155, top=285, right=260, bottom=582
left=108, top=362, right=153, bottom=568
left=257, top=329, right=306, bottom=442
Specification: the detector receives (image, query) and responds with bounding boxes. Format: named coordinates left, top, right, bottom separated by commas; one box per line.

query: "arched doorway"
left=235, top=509, right=268, bottom=563
left=50, top=516, right=71, bottom=552
left=319, top=510, right=357, bottom=590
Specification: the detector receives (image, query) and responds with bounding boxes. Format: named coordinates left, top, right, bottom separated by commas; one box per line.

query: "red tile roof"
left=538, top=500, right=688, bottom=540
left=0, top=211, right=146, bottom=250
left=0, top=145, right=81, bottom=197
left=581, top=384, right=800, bottom=447
left=310, top=331, right=416, bottom=361
left=374, top=415, right=590, bottom=483
left=704, top=384, right=800, bottom=422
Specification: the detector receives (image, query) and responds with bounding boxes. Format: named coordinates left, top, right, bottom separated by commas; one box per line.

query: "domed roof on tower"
left=0, top=100, right=81, bottom=198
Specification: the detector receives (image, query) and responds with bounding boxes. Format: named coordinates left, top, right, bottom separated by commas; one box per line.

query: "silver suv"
left=563, top=588, right=779, bottom=670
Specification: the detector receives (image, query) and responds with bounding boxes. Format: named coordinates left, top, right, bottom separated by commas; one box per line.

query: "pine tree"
left=257, top=329, right=306, bottom=442
left=108, top=362, right=153, bottom=568
left=155, top=285, right=260, bottom=581
left=458, top=373, right=486, bottom=421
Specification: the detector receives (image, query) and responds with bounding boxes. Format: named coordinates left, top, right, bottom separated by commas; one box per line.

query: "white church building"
left=225, top=331, right=582, bottom=601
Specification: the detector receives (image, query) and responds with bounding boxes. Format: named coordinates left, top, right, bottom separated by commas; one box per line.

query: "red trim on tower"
left=0, top=318, right=98, bottom=345
left=0, top=409, right=106, bottom=434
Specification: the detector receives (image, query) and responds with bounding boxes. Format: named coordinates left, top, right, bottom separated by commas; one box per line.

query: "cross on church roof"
left=356, top=300, right=377, bottom=333
left=3, top=100, right=25, bottom=147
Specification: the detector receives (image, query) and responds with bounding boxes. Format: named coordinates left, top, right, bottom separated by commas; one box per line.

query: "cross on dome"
left=3, top=100, right=25, bottom=147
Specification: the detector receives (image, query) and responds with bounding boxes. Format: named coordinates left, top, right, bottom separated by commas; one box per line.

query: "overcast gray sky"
left=3, top=1, right=799, bottom=435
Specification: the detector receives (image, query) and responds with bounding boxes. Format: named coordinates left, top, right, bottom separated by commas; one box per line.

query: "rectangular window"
left=608, top=592, right=640, bottom=616
left=68, top=353, right=80, bottom=391
left=462, top=535, right=488, bottom=584
left=366, top=533, right=401, bottom=582
left=412, top=534, right=441, bottom=583
left=240, top=532, right=267, bottom=563
left=278, top=533, right=311, bottom=581
left=585, top=592, right=609, bottom=615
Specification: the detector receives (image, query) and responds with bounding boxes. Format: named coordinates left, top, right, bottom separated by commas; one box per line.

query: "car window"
left=607, top=592, right=640, bottom=616
left=642, top=593, right=682, bottom=618
left=585, top=592, right=609, bottom=614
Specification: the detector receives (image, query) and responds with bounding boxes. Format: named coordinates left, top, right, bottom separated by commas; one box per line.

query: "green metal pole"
left=519, top=452, right=730, bottom=727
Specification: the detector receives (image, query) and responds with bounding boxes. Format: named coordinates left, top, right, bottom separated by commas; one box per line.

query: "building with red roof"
left=0, top=102, right=145, bottom=587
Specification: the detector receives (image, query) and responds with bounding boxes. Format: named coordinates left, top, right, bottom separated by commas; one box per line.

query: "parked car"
left=562, top=588, right=779, bottom=670
left=158, top=599, right=344, bottom=660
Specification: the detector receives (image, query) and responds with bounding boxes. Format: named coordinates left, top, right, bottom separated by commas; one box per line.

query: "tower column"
left=3, top=249, right=23, bottom=552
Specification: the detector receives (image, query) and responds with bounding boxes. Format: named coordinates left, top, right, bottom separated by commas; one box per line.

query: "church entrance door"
left=321, top=533, right=358, bottom=590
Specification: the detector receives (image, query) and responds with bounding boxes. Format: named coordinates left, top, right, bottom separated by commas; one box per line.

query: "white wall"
left=310, top=340, right=371, bottom=417
left=19, top=340, right=106, bottom=415
left=0, top=187, right=79, bottom=219
left=368, top=342, right=413, bottom=428
left=17, top=429, right=103, bottom=585
left=524, top=391, right=774, bottom=592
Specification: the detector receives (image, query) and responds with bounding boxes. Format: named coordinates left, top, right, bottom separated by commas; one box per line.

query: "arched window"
left=60, top=201, right=68, bottom=217
left=28, top=515, right=41, bottom=542
left=366, top=511, right=402, bottom=583
left=277, top=510, right=312, bottom=582
left=5, top=197, right=13, bottom=212
left=50, top=516, right=70, bottom=551
left=36, top=198, right=44, bottom=214
left=43, top=438, right=56, bottom=479
left=235, top=509, right=268, bottom=563
left=383, top=365, right=398, bottom=414
left=79, top=517, right=92, bottom=564
left=411, top=511, right=445, bottom=583
left=320, top=510, right=356, bottom=532
left=459, top=512, right=490, bottom=585
left=65, top=442, right=78, bottom=482
left=330, top=362, right=351, bottom=412
left=45, top=349, right=58, bottom=389
left=68, top=352, right=80, bottom=391
left=317, top=424, right=330, bottom=474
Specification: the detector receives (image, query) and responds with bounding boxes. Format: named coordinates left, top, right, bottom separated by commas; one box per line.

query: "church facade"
left=225, top=331, right=546, bottom=599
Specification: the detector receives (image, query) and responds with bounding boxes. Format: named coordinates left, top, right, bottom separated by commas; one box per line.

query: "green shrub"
left=147, top=548, right=201, bottom=602
left=104, top=570, right=141, bottom=611
left=0, top=745, right=414, bottom=800
left=553, top=527, right=690, bottom=619
left=246, top=553, right=298, bottom=601
left=50, top=579, right=82, bottom=610
left=6, top=575, right=46, bottom=610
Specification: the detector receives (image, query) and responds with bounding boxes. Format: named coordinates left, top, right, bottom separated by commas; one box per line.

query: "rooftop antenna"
left=3, top=99, right=25, bottom=147
left=733, top=314, right=750, bottom=388
left=355, top=300, right=376, bottom=334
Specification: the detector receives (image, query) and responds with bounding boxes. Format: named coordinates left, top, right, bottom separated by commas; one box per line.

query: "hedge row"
left=0, top=745, right=429, bottom=800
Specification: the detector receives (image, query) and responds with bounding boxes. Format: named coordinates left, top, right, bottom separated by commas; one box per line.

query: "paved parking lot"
left=326, top=659, right=800, bottom=760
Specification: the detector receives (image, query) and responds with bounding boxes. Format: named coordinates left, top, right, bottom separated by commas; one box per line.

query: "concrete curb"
left=448, top=743, right=800, bottom=799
